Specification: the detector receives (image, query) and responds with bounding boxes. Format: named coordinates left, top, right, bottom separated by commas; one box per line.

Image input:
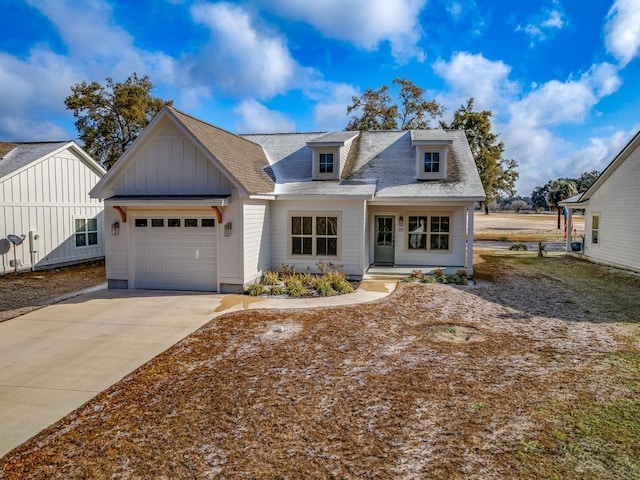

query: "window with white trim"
left=424, top=152, right=440, bottom=173
left=407, top=215, right=450, bottom=251
left=75, top=218, right=98, bottom=247
left=319, top=153, right=334, bottom=173
left=290, top=214, right=339, bottom=257
left=592, top=214, right=599, bottom=244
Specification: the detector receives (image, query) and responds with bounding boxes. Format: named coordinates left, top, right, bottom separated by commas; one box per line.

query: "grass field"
left=474, top=212, right=584, bottom=242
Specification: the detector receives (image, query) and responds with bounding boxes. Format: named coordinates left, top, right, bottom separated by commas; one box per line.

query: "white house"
left=89, top=106, right=485, bottom=292
left=561, top=129, right=640, bottom=272
left=0, top=141, right=106, bottom=273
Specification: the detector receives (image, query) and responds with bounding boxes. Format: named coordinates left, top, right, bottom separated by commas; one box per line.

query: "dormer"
left=307, top=131, right=360, bottom=180
left=411, top=130, right=453, bottom=181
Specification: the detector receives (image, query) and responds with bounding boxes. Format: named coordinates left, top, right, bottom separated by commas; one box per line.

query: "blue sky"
left=1, top=0, right=639, bottom=195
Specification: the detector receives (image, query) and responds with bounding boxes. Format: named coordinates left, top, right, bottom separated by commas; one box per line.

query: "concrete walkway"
left=0, top=279, right=396, bottom=458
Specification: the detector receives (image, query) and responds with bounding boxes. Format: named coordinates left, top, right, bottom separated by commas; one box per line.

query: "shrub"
left=432, top=267, right=444, bottom=278
left=456, top=269, right=468, bottom=278
left=538, top=242, right=546, bottom=257
left=245, top=283, right=265, bottom=296
left=285, top=280, right=307, bottom=298
left=509, top=242, right=528, bottom=251
left=316, top=259, right=344, bottom=274
left=315, top=279, right=336, bottom=297
left=298, top=272, right=314, bottom=286
left=422, top=275, right=437, bottom=284
left=267, top=285, right=284, bottom=296
left=262, top=271, right=279, bottom=286
left=411, top=269, right=424, bottom=279
left=277, top=264, right=296, bottom=277
left=333, top=279, right=355, bottom=294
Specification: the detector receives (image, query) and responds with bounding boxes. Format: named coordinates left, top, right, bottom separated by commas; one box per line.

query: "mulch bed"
left=1, top=255, right=636, bottom=479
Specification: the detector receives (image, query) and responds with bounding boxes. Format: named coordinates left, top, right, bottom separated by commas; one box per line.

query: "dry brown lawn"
left=1, top=250, right=639, bottom=479
left=0, top=261, right=105, bottom=322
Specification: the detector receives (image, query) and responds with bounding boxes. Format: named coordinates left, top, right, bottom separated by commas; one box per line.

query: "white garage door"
left=133, top=216, right=217, bottom=291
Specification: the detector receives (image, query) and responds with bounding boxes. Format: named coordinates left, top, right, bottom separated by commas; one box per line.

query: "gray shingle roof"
left=168, top=107, right=275, bottom=195
left=306, top=131, right=359, bottom=146
left=0, top=142, right=70, bottom=179
left=410, top=130, right=453, bottom=143
left=244, top=129, right=485, bottom=199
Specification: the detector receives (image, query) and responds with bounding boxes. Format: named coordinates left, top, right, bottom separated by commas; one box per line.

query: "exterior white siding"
left=0, top=148, right=104, bottom=273
left=109, top=118, right=234, bottom=195
left=584, top=144, right=640, bottom=271
left=270, top=199, right=366, bottom=276
left=367, top=204, right=468, bottom=268
left=242, top=200, right=270, bottom=285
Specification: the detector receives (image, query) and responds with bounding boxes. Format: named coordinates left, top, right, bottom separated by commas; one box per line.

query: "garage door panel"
left=133, top=216, right=217, bottom=291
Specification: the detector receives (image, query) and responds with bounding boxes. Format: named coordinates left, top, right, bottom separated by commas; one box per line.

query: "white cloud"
left=605, top=0, right=640, bottom=66
left=0, top=0, right=179, bottom=140
left=516, top=3, right=566, bottom=46
left=310, top=82, right=359, bottom=131
left=188, top=2, right=299, bottom=99
left=433, top=52, right=519, bottom=113
left=502, top=64, right=624, bottom=194
left=262, top=0, right=427, bottom=63
left=234, top=99, right=296, bottom=133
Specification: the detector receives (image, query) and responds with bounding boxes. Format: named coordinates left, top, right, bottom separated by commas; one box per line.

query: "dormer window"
left=307, top=131, right=359, bottom=180
left=424, top=152, right=440, bottom=173
left=411, top=130, right=452, bottom=181
left=319, top=153, right=334, bottom=173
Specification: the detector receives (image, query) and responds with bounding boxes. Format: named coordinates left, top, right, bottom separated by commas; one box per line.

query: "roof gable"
left=0, top=141, right=105, bottom=180
left=92, top=107, right=275, bottom=198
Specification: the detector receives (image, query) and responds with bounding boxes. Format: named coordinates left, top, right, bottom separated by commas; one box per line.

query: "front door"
left=374, top=216, right=395, bottom=264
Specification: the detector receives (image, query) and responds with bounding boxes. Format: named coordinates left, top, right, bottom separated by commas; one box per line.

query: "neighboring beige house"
left=90, top=106, right=485, bottom=292
left=562, top=129, right=640, bottom=272
left=0, top=141, right=106, bottom=273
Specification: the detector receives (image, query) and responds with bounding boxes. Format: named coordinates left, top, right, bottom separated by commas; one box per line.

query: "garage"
left=133, top=215, right=217, bottom=291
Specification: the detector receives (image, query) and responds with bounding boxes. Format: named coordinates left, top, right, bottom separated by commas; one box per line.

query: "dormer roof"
left=410, top=130, right=453, bottom=145
left=306, top=131, right=359, bottom=147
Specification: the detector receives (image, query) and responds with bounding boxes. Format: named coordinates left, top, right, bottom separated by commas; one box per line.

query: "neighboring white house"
left=0, top=141, right=106, bottom=273
left=561, top=129, right=640, bottom=273
left=89, top=106, right=485, bottom=293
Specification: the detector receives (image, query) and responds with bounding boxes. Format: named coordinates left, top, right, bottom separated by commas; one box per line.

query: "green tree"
left=346, top=85, right=398, bottom=131
left=442, top=98, right=519, bottom=211
left=65, top=73, right=172, bottom=169
left=345, top=79, right=443, bottom=131
left=575, top=170, right=599, bottom=193
left=393, top=78, right=444, bottom=129
left=531, top=181, right=551, bottom=210
left=546, top=178, right=578, bottom=229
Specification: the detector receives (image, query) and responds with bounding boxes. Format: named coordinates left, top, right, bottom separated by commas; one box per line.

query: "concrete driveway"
left=0, top=280, right=396, bottom=458
left=0, top=289, right=230, bottom=458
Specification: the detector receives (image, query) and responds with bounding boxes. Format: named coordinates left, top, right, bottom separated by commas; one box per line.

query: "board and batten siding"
left=0, top=149, right=104, bottom=272
left=242, top=200, right=270, bottom=285
left=584, top=143, right=640, bottom=271
left=270, top=199, right=367, bottom=276
left=109, top=118, right=233, bottom=195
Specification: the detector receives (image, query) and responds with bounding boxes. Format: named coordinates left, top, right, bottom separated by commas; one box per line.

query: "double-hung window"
left=75, top=218, right=98, bottom=247
left=319, top=153, right=334, bottom=173
left=592, top=214, right=599, bottom=244
left=407, top=214, right=450, bottom=251
left=424, top=152, right=440, bottom=173
left=291, top=214, right=339, bottom=257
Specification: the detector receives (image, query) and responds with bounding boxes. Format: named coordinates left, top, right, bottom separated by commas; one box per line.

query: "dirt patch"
left=424, top=324, right=487, bottom=343
left=0, top=261, right=105, bottom=322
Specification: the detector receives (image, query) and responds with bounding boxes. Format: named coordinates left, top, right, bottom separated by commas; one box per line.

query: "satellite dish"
left=7, top=234, right=23, bottom=246
left=0, top=238, right=10, bottom=255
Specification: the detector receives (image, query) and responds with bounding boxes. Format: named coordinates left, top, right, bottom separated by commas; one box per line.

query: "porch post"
left=466, top=206, right=475, bottom=276
left=565, top=208, right=573, bottom=252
